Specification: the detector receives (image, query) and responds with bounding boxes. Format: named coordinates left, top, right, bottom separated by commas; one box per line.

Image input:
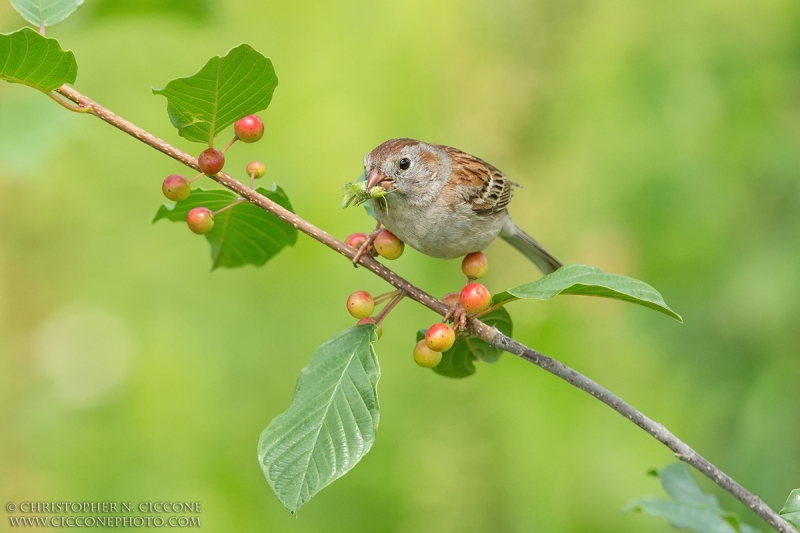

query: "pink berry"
left=459, top=283, right=492, bottom=313
left=347, top=291, right=375, bottom=319
left=442, top=292, right=460, bottom=308
left=246, top=161, right=266, bottom=179
left=162, top=174, right=190, bottom=202
left=413, top=340, right=442, bottom=368
left=186, top=207, right=215, bottom=235
left=234, top=115, right=264, bottom=143
left=425, top=323, right=455, bottom=352
left=461, top=251, right=489, bottom=279
left=345, top=232, right=368, bottom=250
left=357, top=317, right=383, bottom=339
left=374, top=229, right=404, bottom=260
left=198, top=148, right=225, bottom=175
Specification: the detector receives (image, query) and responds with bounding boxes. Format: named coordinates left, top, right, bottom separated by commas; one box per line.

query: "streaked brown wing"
left=435, top=144, right=518, bottom=217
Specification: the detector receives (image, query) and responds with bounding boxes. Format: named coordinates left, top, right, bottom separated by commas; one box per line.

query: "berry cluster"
left=160, top=115, right=268, bottom=235
left=343, top=235, right=494, bottom=369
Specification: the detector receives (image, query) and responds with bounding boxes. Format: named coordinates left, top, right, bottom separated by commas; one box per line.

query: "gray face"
left=363, top=140, right=442, bottom=201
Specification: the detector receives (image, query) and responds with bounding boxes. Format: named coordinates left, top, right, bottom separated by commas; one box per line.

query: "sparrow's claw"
left=352, top=224, right=382, bottom=266
left=444, top=302, right=468, bottom=332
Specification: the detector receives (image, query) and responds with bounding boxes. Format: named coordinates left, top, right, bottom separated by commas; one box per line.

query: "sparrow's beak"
left=366, top=168, right=382, bottom=189
left=366, top=168, right=395, bottom=191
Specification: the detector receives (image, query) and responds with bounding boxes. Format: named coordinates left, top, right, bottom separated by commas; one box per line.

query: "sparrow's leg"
left=352, top=221, right=382, bottom=266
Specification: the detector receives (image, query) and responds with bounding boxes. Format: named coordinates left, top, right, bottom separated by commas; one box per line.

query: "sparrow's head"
left=363, top=138, right=444, bottom=197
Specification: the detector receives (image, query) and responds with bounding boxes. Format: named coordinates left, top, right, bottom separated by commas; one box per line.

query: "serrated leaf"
left=780, top=489, right=800, bottom=529
left=153, top=185, right=297, bottom=269
left=11, top=0, right=84, bottom=27
left=152, top=44, right=278, bottom=144
left=415, top=307, right=513, bottom=378
left=258, top=324, right=381, bottom=513
left=494, top=264, right=682, bottom=322
left=0, top=28, right=77, bottom=92
left=624, top=463, right=760, bottom=533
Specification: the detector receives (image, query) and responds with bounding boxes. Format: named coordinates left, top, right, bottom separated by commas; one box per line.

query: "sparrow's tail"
left=499, top=217, right=563, bottom=274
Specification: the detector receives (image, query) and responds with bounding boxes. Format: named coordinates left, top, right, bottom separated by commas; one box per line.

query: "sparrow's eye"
left=398, top=157, right=411, bottom=171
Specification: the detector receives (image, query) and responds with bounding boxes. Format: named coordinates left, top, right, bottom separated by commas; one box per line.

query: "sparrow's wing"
left=436, top=145, right=518, bottom=217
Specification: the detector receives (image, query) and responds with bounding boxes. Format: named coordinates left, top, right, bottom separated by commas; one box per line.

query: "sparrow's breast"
left=372, top=197, right=505, bottom=259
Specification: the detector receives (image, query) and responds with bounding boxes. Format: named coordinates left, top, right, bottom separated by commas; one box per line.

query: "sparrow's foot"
left=444, top=302, right=468, bottom=332
left=352, top=224, right=382, bottom=266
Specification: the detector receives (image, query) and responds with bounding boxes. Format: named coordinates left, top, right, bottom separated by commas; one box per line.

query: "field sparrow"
left=360, top=138, right=562, bottom=274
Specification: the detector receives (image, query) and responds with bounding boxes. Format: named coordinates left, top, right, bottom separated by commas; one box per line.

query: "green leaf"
left=415, top=307, right=513, bottom=378
left=152, top=44, right=278, bottom=144
left=779, top=489, right=800, bottom=529
left=624, top=463, right=760, bottom=533
left=494, top=264, right=682, bottom=322
left=659, top=463, right=723, bottom=510
left=153, top=185, right=297, bottom=269
left=0, top=28, right=77, bottom=92
left=11, top=0, right=84, bottom=27
left=258, top=324, right=381, bottom=513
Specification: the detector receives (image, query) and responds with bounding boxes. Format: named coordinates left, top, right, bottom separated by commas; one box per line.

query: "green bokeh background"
left=1, top=0, right=799, bottom=531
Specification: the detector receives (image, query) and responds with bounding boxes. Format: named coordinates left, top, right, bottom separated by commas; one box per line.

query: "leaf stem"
left=52, top=84, right=797, bottom=533
left=47, top=91, right=92, bottom=113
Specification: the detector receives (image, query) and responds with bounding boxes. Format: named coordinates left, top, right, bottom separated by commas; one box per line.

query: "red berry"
left=413, top=340, right=442, bottom=368
left=162, top=174, right=190, bottom=202
left=374, top=229, right=404, bottom=260
left=357, top=317, right=383, bottom=339
left=425, top=323, right=455, bottom=352
left=234, top=115, right=264, bottom=143
left=462, top=251, right=489, bottom=279
left=198, top=148, right=225, bottom=175
left=459, top=283, right=492, bottom=313
left=442, top=292, right=460, bottom=308
left=246, top=161, right=266, bottom=179
left=186, top=207, right=215, bottom=235
left=347, top=291, right=375, bottom=319
left=345, top=232, right=368, bottom=250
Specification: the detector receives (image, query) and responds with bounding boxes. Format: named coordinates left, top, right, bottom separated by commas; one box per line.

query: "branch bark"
left=55, top=84, right=797, bottom=533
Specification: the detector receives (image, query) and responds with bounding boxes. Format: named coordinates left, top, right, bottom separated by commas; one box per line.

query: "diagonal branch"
left=55, top=84, right=796, bottom=533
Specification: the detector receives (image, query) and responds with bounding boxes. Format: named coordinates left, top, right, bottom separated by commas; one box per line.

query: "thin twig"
left=374, top=291, right=405, bottom=325
left=54, top=84, right=797, bottom=533
left=211, top=198, right=245, bottom=217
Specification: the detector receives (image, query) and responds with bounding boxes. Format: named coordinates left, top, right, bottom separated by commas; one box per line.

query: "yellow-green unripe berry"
left=461, top=251, right=489, bottom=279
left=186, top=207, right=215, bottom=235
left=162, top=174, right=190, bottom=202
left=246, top=161, right=266, bottom=179
left=347, top=291, right=375, bottom=319
left=413, top=340, right=442, bottom=368
left=374, top=229, right=404, bottom=260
